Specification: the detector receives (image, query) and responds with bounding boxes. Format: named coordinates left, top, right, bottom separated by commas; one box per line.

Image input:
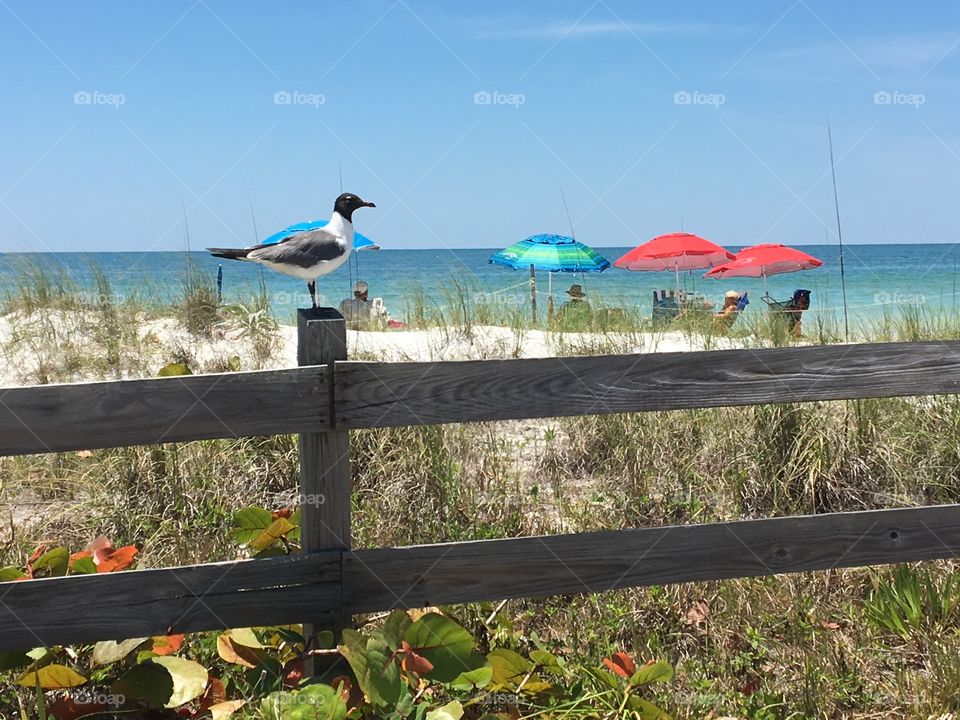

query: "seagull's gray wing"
left=247, top=228, right=345, bottom=269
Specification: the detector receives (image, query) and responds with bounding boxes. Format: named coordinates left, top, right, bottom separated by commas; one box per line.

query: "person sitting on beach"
left=555, top=284, right=591, bottom=326
left=339, top=280, right=387, bottom=328
left=714, top=290, right=741, bottom=327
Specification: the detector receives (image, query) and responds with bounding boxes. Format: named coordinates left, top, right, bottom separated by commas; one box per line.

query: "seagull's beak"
left=362, top=201, right=376, bottom=208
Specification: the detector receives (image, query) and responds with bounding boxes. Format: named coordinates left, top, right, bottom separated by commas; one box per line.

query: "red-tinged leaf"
left=46, top=697, right=108, bottom=720
left=272, top=508, right=292, bottom=520
left=27, top=544, right=47, bottom=566
left=152, top=634, right=185, bottom=656
left=330, top=675, right=353, bottom=703
left=741, top=675, right=761, bottom=696
left=198, top=676, right=227, bottom=711
left=399, top=640, right=435, bottom=675
left=282, top=657, right=304, bottom=688
left=69, top=550, right=91, bottom=566
left=97, top=545, right=138, bottom=573
left=603, top=651, right=636, bottom=678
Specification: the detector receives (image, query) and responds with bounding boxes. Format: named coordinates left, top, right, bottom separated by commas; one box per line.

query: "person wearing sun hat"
left=714, top=289, right=742, bottom=328
left=339, top=280, right=388, bottom=328
left=556, top=283, right=591, bottom=327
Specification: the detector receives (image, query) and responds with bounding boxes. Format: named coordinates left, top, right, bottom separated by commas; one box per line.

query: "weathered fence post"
left=297, top=307, right=350, bottom=677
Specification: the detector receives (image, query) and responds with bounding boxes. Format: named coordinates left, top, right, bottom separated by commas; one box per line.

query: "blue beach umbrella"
left=262, top=219, right=379, bottom=250
left=489, top=234, right=610, bottom=320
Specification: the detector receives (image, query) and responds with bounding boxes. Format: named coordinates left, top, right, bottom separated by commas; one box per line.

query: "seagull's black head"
left=333, top=192, right=375, bottom=222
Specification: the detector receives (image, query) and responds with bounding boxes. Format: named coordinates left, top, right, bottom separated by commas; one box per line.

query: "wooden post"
left=529, top=264, right=537, bottom=324
left=297, top=307, right=350, bottom=678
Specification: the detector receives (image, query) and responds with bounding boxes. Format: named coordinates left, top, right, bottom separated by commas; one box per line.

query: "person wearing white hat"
left=339, top=279, right=387, bottom=328
left=714, top=290, right=742, bottom=328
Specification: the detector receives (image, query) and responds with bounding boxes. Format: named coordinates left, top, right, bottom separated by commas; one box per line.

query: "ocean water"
left=0, top=244, right=957, bottom=329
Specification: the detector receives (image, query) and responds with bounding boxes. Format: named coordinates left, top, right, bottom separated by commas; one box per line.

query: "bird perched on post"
left=207, top=192, right=375, bottom=308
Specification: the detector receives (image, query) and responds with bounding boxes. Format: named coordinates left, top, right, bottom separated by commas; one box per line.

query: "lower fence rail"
left=2, top=505, right=958, bottom=650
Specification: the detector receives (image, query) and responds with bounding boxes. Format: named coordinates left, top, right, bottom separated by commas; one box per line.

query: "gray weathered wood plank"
left=343, top=505, right=960, bottom=612
left=336, top=341, right=960, bottom=428
left=0, top=367, right=329, bottom=457
left=0, top=552, right=340, bottom=650
left=297, top=308, right=352, bottom=676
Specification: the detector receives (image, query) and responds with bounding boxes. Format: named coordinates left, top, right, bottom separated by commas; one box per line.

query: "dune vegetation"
left=3, top=260, right=960, bottom=718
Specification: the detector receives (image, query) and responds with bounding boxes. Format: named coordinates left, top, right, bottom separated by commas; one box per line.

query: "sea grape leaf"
left=158, top=362, right=192, bottom=376
left=69, top=554, right=96, bottom=575
left=231, top=507, right=274, bottom=545
left=96, top=545, right=138, bottom=572
left=151, top=634, right=185, bottom=656
left=630, top=660, right=673, bottom=686
left=449, top=664, right=494, bottom=691
left=488, top=648, right=530, bottom=689
left=217, top=633, right=262, bottom=668
left=228, top=627, right=263, bottom=649
left=339, top=629, right=401, bottom=708
left=248, top=517, right=296, bottom=552
left=17, top=663, right=87, bottom=689
left=112, top=661, right=174, bottom=708
left=380, top=610, right=412, bottom=650
left=31, top=547, right=69, bottom=577
left=92, top=637, right=149, bottom=667
left=0, top=650, right=32, bottom=672
left=403, top=613, right=476, bottom=683
left=152, top=656, right=208, bottom=708
left=426, top=700, right=464, bottom=720
left=0, top=566, right=26, bottom=582
left=209, top=700, right=247, bottom=719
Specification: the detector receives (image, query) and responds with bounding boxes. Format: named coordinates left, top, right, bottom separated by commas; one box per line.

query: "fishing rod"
left=827, top=119, right=850, bottom=341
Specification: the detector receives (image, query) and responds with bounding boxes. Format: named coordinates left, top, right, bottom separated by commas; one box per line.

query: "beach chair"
left=652, top=289, right=682, bottom=327
left=762, top=289, right=810, bottom=336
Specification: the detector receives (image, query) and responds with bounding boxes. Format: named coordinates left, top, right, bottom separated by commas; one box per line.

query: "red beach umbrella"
left=704, top=243, right=823, bottom=294
left=615, top=232, right=734, bottom=272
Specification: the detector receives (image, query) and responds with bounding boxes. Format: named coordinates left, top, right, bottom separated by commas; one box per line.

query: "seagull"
left=207, top=192, right=375, bottom=308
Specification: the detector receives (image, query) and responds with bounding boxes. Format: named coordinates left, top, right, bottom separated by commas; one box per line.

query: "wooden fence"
left=2, top=308, right=960, bottom=651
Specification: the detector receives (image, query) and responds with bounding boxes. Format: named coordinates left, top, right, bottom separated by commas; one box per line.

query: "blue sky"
left=1, top=1, right=959, bottom=251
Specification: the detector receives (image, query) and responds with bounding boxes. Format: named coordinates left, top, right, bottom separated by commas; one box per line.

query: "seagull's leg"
left=307, top=280, right=317, bottom=309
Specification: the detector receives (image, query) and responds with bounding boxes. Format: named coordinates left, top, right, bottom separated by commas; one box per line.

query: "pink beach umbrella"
left=704, top=243, right=823, bottom=294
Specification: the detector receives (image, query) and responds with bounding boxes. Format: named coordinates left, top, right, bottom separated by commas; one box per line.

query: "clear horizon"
left=2, top=2, right=959, bottom=252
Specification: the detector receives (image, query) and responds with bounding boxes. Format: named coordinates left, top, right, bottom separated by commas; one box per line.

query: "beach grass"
left=5, top=261, right=960, bottom=716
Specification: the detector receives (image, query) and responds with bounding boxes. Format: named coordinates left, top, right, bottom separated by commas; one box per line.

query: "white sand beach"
left=0, top=309, right=754, bottom=387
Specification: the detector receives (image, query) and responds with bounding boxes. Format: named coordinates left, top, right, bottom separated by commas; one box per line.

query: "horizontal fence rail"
left=3, top=341, right=960, bottom=457
left=0, top=367, right=329, bottom=456
left=336, top=341, right=960, bottom=428
left=3, top=505, right=959, bottom=650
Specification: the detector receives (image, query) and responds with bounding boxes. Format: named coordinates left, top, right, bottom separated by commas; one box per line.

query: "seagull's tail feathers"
left=207, top=247, right=251, bottom=261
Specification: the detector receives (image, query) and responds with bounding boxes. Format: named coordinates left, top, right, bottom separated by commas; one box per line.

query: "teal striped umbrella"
left=489, top=234, right=610, bottom=273
left=489, top=234, right=609, bottom=322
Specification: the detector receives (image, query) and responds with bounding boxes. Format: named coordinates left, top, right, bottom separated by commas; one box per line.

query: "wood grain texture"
left=0, top=367, right=329, bottom=457
left=0, top=553, right=340, bottom=650
left=336, top=341, right=960, bottom=428
left=343, top=505, right=960, bottom=612
left=297, top=308, right=351, bottom=673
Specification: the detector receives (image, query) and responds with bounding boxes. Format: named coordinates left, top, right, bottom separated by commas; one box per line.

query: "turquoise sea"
left=0, top=244, right=957, bottom=329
